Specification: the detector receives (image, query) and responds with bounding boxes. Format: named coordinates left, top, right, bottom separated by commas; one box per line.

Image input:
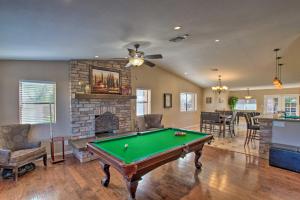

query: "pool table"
left=87, top=128, right=213, bottom=199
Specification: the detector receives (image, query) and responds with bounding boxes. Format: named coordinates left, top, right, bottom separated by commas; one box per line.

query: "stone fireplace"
left=95, top=112, right=119, bottom=134
left=69, top=60, right=134, bottom=137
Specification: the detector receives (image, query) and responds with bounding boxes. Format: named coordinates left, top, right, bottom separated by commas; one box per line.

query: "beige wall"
left=0, top=60, right=203, bottom=144
left=131, top=66, right=203, bottom=128
left=229, top=88, right=300, bottom=114
left=202, top=88, right=229, bottom=112
left=0, top=60, right=70, bottom=142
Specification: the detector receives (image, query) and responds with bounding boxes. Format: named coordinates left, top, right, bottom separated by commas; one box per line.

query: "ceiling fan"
left=124, top=44, right=163, bottom=68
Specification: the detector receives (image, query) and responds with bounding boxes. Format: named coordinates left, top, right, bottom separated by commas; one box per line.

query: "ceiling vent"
left=169, top=34, right=189, bottom=42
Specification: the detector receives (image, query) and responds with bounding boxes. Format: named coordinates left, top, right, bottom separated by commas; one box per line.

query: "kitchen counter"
left=255, top=114, right=300, bottom=122
left=255, top=115, right=300, bottom=159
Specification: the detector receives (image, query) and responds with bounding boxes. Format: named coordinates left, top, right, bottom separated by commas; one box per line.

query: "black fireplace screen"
left=95, top=112, right=119, bottom=133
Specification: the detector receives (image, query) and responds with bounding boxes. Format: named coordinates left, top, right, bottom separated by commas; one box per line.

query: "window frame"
left=180, top=92, right=197, bottom=112
left=264, top=94, right=299, bottom=115
left=19, top=80, right=57, bottom=125
left=136, top=89, right=151, bottom=116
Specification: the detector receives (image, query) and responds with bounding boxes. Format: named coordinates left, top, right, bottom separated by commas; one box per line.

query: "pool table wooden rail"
left=87, top=131, right=213, bottom=199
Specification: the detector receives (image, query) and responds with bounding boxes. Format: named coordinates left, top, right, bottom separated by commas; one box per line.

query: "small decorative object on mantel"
left=121, top=86, right=132, bottom=95
left=90, top=66, right=121, bottom=94
left=84, top=84, right=91, bottom=94
left=164, top=93, right=172, bottom=108
left=77, top=81, right=85, bottom=94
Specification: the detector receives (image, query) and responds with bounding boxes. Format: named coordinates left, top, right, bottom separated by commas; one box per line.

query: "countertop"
left=255, top=114, right=300, bottom=122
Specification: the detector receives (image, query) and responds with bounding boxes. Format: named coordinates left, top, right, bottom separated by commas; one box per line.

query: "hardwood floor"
left=1, top=146, right=300, bottom=200
left=187, top=121, right=260, bottom=157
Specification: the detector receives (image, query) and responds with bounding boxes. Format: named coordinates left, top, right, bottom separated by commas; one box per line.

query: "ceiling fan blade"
left=144, top=60, right=155, bottom=67
left=144, top=54, right=163, bottom=59
left=124, top=62, right=132, bottom=68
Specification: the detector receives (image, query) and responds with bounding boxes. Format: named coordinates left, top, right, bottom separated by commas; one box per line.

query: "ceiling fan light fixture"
left=129, top=57, right=144, bottom=66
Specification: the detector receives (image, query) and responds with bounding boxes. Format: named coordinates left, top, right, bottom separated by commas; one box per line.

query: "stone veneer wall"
left=257, top=118, right=273, bottom=159
left=70, top=60, right=132, bottom=136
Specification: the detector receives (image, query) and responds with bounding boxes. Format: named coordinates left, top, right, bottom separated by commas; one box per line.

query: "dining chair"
left=244, top=113, right=260, bottom=147
left=200, top=112, right=211, bottom=132
left=225, top=111, right=237, bottom=137
left=208, top=112, right=223, bottom=136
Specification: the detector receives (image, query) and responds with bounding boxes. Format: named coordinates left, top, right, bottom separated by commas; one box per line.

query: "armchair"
left=0, top=124, right=47, bottom=181
left=135, top=114, right=164, bottom=132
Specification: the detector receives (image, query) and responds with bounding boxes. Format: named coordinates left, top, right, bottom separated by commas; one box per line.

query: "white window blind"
left=180, top=93, right=197, bottom=112
left=19, top=80, right=56, bottom=124
left=136, top=89, right=151, bottom=116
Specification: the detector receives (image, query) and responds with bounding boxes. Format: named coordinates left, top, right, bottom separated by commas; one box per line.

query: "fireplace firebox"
left=95, top=112, right=119, bottom=134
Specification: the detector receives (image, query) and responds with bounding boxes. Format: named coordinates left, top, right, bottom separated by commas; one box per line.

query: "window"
left=284, top=96, right=298, bottom=116
left=136, top=89, right=151, bottom=116
left=180, top=93, right=197, bottom=112
left=236, top=99, right=257, bottom=111
left=19, top=80, right=56, bottom=124
left=264, top=95, right=280, bottom=114
left=264, top=94, right=299, bottom=115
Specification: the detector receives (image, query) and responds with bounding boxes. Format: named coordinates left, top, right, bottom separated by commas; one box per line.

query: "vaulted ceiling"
left=1, top=0, right=300, bottom=88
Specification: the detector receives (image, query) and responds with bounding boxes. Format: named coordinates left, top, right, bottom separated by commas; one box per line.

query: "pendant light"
left=273, top=48, right=283, bottom=89
left=212, top=75, right=228, bottom=94
left=245, top=88, right=252, bottom=99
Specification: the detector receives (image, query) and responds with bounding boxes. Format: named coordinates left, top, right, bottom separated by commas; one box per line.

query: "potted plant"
left=228, top=96, right=239, bottom=111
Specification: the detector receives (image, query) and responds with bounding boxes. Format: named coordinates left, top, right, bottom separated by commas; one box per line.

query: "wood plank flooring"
left=1, top=146, right=300, bottom=200
left=188, top=122, right=260, bottom=157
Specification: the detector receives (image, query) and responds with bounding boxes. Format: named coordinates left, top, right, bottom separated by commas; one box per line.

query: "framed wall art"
left=164, top=93, right=172, bottom=108
left=90, top=66, right=121, bottom=94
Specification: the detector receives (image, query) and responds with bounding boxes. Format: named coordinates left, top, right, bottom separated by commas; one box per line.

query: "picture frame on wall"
left=164, top=93, right=172, bottom=108
left=206, top=97, right=212, bottom=104
left=90, top=66, right=121, bottom=94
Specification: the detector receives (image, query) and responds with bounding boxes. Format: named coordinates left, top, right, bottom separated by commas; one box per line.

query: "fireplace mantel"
left=75, top=93, right=136, bottom=100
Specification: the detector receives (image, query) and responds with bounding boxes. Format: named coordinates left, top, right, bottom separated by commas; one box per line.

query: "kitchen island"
left=256, top=115, right=300, bottom=172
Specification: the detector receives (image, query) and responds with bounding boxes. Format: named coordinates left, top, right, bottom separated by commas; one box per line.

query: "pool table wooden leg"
left=125, top=176, right=141, bottom=200
left=100, top=162, right=110, bottom=187
left=194, top=149, right=203, bottom=169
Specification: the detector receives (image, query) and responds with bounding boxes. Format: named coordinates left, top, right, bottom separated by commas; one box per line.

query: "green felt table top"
left=91, top=128, right=210, bottom=164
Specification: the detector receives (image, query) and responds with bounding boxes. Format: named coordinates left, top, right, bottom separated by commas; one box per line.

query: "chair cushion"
left=0, top=124, right=31, bottom=151
left=144, top=114, right=163, bottom=129
left=9, top=146, right=46, bottom=166
left=250, top=125, right=260, bottom=130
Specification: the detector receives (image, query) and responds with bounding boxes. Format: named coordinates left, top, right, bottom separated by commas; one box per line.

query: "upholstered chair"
left=135, top=114, right=164, bottom=132
left=135, top=116, right=147, bottom=132
left=0, top=124, right=47, bottom=181
left=144, top=114, right=164, bottom=130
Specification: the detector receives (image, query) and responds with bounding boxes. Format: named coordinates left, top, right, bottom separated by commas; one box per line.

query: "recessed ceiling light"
left=184, top=72, right=188, bottom=75
left=215, top=39, right=220, bottom=42
left=95, top=56, right=99, bottom=58
left=174, top=26, right=182, bottom=30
